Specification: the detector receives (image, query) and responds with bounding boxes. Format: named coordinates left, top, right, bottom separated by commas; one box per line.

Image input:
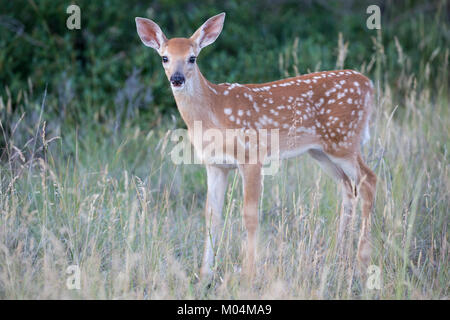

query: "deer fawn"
left=135, top=13, right=377, bottom=278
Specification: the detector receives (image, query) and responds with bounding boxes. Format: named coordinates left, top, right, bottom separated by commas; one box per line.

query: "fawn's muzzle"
left=170, top=72, right=185, bottom=87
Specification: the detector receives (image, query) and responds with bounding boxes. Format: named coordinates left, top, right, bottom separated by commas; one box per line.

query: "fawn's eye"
left=189, top=56, right=196, bottom=63
left=162, top=56, right=168, bottom=63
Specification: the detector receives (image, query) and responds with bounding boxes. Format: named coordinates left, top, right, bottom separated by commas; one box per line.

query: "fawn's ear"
left=190, top=12, right=225, bottom=50
left=135, top=17, right=167, bottom=52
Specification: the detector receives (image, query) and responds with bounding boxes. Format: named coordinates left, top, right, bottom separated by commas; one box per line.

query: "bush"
left=1, top=1, right=447, bottom=126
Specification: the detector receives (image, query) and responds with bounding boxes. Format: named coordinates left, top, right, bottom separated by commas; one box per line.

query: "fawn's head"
left=135, top=13, right=225, bottom=92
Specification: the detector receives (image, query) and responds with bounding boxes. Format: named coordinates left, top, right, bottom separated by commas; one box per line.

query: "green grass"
left=0, top=62, right=448, bottom=299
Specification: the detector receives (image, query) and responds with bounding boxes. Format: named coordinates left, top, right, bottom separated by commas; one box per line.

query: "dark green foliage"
left=0, top=0, right=448, bottom=128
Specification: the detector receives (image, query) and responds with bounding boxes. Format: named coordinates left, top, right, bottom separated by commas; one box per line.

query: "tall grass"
left=0, top=26, right=448, bottom=300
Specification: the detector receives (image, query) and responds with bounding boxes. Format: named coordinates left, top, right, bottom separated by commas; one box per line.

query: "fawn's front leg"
left=239, top=164, right=262, bottom=277
left=200, top=165, right=230, bottom=279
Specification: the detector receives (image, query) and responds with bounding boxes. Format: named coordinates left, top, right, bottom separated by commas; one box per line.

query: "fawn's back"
left=212, top=70, right=374, bottom=161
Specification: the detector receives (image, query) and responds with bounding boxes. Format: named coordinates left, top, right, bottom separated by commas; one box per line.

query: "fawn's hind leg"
left=308, top=150, right=357, bottom=243
left=325, top=152, right=377, bottom=267
left=356, top=154, right=377, bottom=267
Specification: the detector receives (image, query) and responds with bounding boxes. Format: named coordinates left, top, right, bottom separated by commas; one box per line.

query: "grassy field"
left=0, top=1, right=448, bottom=299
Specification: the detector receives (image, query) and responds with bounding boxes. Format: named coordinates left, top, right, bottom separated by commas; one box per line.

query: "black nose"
left=170, top=72, right=185, bottom=87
